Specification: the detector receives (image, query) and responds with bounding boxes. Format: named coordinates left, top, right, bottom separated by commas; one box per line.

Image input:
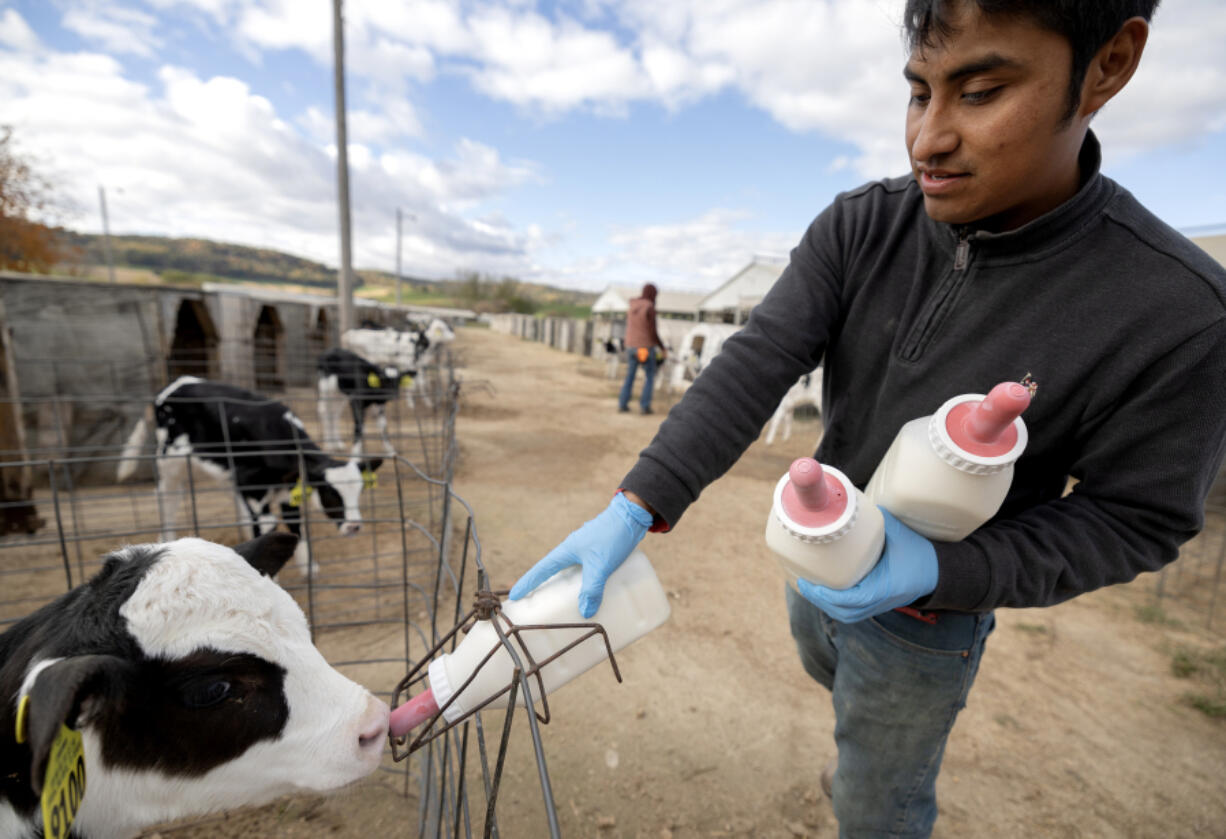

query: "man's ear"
left=232, top=531, right=299, bottom=577
left=1079, top=16, right=1149, bottom=117
left=25, top=656, right=130, bottom=796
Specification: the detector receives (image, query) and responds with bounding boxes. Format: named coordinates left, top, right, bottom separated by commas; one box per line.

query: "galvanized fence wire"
left=1143, top=503, right=1226, bottom=631
left=0, top=351, right=564, bottom=837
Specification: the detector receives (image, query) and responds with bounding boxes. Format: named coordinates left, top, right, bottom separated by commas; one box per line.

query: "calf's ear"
left=26, top=655, right=131, bottom=796
left=232, top=531, right=299, bottom=577
left=361, top=457, right=384, bottom=474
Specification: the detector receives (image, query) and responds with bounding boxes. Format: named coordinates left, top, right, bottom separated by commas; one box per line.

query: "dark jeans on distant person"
left=618, top=348, right=657, bottom=412
left=785, top=584, right=995, bottom=838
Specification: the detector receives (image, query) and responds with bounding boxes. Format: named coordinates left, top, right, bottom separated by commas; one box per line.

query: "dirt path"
left=150, top=325, right=1226, bottom=838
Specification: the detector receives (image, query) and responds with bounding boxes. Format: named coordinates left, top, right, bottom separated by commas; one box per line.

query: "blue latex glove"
left=509, top=492, right=654, bottom=618
left=796, top=508, right=939, bottom=623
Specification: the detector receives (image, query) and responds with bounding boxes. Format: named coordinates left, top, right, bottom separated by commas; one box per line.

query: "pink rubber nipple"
left=780, top=458, right=847, bottom=528
left=947, top=381, right=1030, bottom=456
left=389, top=688, right=440, bottom=737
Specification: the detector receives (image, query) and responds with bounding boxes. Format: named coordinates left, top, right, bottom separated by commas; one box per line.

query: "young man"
left=618, top=282, right=667, bottom=415
left=512, top=1, right=1226, bottom=835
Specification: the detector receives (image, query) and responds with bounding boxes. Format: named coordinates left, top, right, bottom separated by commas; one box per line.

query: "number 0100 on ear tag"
left=42, top=724, right=86, bottom=839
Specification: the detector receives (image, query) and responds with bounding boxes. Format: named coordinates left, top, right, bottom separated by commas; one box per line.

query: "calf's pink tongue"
left=389, top=689, right=440, bottom=737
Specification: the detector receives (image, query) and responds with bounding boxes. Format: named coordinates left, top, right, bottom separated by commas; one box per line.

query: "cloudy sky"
left=2, top=0, right=1224, bottom=293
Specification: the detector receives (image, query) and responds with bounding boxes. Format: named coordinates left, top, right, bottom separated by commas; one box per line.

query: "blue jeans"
left=618, top=348, right=657, bottom=411
left=786, top=585, right=995, bottom=838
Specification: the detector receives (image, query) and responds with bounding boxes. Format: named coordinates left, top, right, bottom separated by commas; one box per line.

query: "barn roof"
left=697, top=256, right=787, bottom=316
left=590, top=285, right=705, bottom=317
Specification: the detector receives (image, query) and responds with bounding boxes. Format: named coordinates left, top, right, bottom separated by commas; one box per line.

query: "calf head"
left=311, top=457, right=385, bottom=536
left=406, top=329, right=431, bottom=364
left=2, top=532, right=388, bottom=839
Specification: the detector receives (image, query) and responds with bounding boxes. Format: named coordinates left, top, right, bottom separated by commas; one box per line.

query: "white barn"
left=697, top=256, right=788, bottom=323
left=590, top=285, right=705, bottom=320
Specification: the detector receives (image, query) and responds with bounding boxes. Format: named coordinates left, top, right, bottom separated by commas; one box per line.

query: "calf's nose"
left=358, top=697, right=390, bottom=750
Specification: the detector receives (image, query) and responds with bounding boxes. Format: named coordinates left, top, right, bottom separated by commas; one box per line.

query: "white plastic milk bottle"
left=389, top=548, right=671, bottom=736
left=864, top=381, right=1032, bottom=542
left=764, top=457, right=885, bottom=590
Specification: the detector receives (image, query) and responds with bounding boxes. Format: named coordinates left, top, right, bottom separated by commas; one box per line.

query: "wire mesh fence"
left=1140, top=503, right=1226, bottom=632
left=0, top=337, right=565, bottom=838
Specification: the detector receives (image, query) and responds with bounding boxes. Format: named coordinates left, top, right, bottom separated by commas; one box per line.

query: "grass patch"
left=1170, top=644, right=1226, bottom=719
left=1134, top=602, right=1183, bottom=628
left=1183, top=693, right=1226, bottom=718
left=1014, top=622, right=1051, bottom=635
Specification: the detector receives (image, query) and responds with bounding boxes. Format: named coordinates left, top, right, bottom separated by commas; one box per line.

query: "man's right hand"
left=509, top=492, right=654, bottom=618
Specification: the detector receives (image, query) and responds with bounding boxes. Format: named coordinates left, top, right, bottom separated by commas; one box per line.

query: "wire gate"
left=0, top=341, right=570, bottom=837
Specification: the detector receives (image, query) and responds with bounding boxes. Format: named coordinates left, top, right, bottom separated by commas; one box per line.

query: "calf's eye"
left=182, top=679, right=232, bottom=708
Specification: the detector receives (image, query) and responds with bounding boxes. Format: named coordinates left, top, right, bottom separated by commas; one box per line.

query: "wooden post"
left=0, top=301, right=43, bottom=534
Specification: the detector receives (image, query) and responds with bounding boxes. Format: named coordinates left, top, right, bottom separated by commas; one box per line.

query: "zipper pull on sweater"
left=954, top=230, right=971, bottom=270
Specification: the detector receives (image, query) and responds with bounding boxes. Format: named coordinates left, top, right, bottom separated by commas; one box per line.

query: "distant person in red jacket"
left=618, top=283, right=667, bottom=415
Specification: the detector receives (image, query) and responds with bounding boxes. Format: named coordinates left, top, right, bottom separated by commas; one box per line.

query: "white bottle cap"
left=772, top=458, right=860, bottom=544
left=927, top=382, right=1030, bottom=475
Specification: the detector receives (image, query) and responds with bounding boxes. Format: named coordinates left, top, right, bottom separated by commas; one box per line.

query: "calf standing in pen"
left=117, top=376, right=382, bottom=572
left=763, top=368, right=824, bottom=447
left=316, top=347, right=410, bottom=456
left=0, top=531, right=389, bottom=839
left=342, top=326, right=432, bottom=408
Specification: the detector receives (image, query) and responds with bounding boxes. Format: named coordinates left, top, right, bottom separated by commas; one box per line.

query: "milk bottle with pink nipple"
left=864, top=381, right=1032, bottom=542
left=764, top=457, right=885, bottom=589
left=388, top=548, right=671, bottom=737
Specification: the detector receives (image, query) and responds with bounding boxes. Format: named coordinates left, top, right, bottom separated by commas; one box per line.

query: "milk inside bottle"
left=764, top=457, right=885, bottom=590
left=389, top=548, right=670, bottom=736
left=864, top=381, right=1032, bottom=542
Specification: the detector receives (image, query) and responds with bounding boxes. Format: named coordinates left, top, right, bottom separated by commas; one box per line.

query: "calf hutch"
left=0, top=273, right=569, bottom=838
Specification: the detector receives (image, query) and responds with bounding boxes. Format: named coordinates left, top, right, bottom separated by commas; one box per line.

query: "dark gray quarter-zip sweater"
left=622, top=134, right=1226, bottom=613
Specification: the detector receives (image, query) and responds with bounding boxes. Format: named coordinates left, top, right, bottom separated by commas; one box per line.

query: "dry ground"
left=134, top=325, right=1224, bottom=838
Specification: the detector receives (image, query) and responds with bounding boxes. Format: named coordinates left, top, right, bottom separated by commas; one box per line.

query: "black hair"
left=903, top=0, right=1160, bottom=121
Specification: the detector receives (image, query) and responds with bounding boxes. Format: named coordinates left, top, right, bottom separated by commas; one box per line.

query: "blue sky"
left=2, top=0, right=1224, bottom=293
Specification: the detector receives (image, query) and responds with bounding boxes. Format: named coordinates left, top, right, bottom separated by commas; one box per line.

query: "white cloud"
left=600, top=209, right=796, bottom=292
left=1096, top=0, right=1226, bottom=158
left=236, top=0, right=332, bottom=63
left=61, top=3, right=163, bottom=58
left=347, top=97, right=424, bottom=145
left=0, top=7, right=41, bottom=52
left=0, top=11, right=550, bottom=281
left=463, top=7, right=647, bottom=114
left=145, top=0, right=244, bottom=26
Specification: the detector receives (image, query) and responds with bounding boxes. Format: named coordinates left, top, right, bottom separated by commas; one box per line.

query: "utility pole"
left=98, top=185, right=116, bottom=283
left=331, top=0, right=354, bottom=332
left=395, top=207, right=402, bottom=308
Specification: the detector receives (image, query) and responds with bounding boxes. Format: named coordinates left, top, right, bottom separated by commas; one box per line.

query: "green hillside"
left=52, top=231, right=595, bottom=316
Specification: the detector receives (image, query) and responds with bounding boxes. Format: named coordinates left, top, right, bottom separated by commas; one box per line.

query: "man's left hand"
left=796, top=508, right=939, bottom=622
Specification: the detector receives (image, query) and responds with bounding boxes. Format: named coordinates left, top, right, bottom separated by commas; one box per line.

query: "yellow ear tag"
left=15, top=693, right=29, bottom=744
left=41, top=723, right=86, bottom=839
left=362, top=470, right=378, bottom=490
left=15, top=695, right=88, bottom=839
left=290, top=480, right=313, bottom=507
left=400, top=374, right=414, bottom=387
left=367, top=372, right=381, bottom=388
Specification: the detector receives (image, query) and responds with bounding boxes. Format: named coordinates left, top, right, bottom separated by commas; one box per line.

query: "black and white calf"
left=342, top=323, right=451, bottom=409
left=763, top=368, right=824, bottom=446
left=603, top=337, right=625, bottom=380
left=316, top=347, right=408, bottom=456
left=341, top=326, right=429, bottom=375
left=117, top=377, right=382, bottom=571
left=0, top=531, right=388, bottom=839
